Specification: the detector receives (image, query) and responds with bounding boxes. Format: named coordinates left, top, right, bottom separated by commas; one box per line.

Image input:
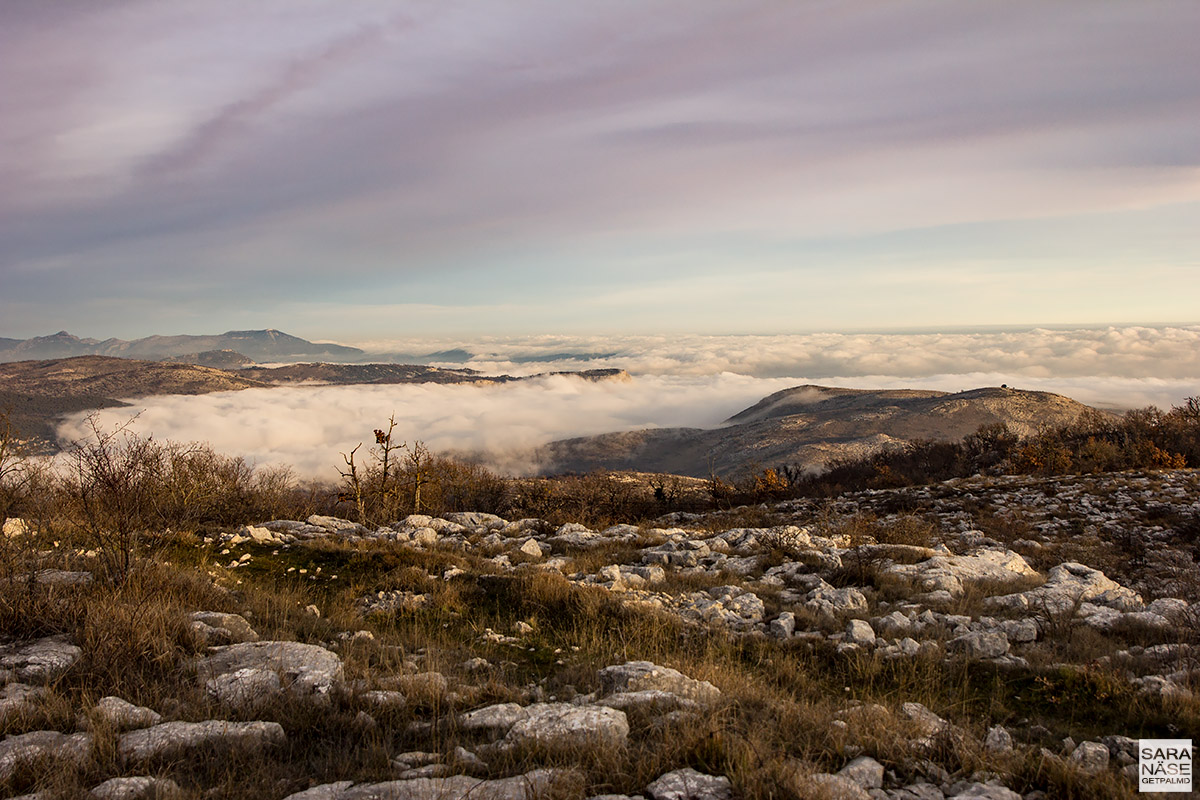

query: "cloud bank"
left=56, top=369, right=1199, bottom=480
left=362, top=326, right=1200, bottom=380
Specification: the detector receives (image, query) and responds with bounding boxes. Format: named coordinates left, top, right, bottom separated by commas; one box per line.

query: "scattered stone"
left=983, top=726, right=1013, bottom=754
left=1068, top=740, right=1110, bottom=774
left=985, top=562, right=1142, bottom=615
left=458, top=703, right=531, bottom=735
left=769, top=612, right=796, bottom=639
left=845, top=619, right=876, bottom=646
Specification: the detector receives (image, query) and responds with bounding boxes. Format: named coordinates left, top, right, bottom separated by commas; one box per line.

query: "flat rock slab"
left=499, top=703, right=628, bottom=753
left=117, top=720, right=285, bottom=763
left=0, top=635, right=82, bottom=684
left=197, top=640, right=343, bottom=702
left=0, top=730, right=93, bottom=781
left=646, top=768, right=734, bottom=800
left=283, top=767, right=574, bottom=800
left=598, top=661, right=720, bottom=704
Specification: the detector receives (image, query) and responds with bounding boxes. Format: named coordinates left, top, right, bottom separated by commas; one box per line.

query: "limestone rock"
left=190, top=611, right=259, bottom=644
left=1068, top=740, right=1110, bottom=774
left=499, top=703, right=629, bottom=752
left=91, top=696, right=162, bottom=731
left=595, top=690, right=699, bottom=713
left=517, top=538, right=544, bottom=558
left=983, top=726, right=1013, bottom=754
left=118, top=720, right=285, bottom=763
left=90, top=776, right=182, bottom=799
left=884, top=549, right=1037, bottom=599
left=458, top=703, right=530, bottom=735
left=947, top=631, right=1009, bottom=660
left=805, top=583, right=869, bottom=619
left=900, top=702, right=949, bottom=740
left=645, top=768, right=733, bottom=800
left=945, top=783, right=1020, bottom=799
left=845, top=619, right=876, bottom=646
left=0, top=683, right=44, bottom=721
left=283, top=767, right=573, bottom=800
left=769, top=612, right=796, bottom=639
left=205, top=667, right=283, bottom=708
left=197, top=641, right=342, bottom=704
left=0, top=730, right=92, bottom=781
left=838, top=755, right=884, bottom=789
left=306, top=515, right=362, bottom=533
left=984, top=562, right=1142, bottom=615
left=807, top=773, right=872, bottom=800
left=598, top=661, right=720, bottom=704
left=0, top=635, right=82, bottom=683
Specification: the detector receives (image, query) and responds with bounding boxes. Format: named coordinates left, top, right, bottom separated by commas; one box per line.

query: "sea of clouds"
left=57, top=327, right=1200, bottom=479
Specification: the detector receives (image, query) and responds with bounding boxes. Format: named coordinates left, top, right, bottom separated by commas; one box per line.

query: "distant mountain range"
left=0, top=329, right=362, bottom=363
left=0, top=329, right=628, bottom=368
left=536, top=385, right=1099, bottom=478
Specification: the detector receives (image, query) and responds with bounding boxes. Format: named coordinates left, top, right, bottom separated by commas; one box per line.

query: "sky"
left=2, top=1, right=1199, bottom=339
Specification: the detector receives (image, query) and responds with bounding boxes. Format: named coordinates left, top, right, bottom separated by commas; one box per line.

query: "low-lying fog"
left=57, top=371, right=1200, bottom=480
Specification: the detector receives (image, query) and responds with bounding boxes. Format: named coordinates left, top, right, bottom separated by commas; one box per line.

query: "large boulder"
left=0, top=635, right=82, bottom=684
left=197, top=641, right=343, bottom=706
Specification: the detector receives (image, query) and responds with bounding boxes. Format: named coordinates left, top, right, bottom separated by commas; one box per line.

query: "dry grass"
left=4, top=494, right=1197, bottom=798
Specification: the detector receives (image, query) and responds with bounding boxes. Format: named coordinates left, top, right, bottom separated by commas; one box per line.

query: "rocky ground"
left=2, top=469, right=1199, bottom=799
